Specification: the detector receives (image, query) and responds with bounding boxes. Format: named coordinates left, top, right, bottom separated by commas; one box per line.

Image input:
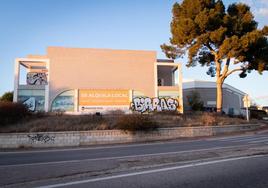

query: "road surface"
left=0, top=131, right=268, bottom=187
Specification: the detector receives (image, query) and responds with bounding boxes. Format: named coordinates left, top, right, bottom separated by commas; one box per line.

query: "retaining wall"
left=0, top=124, right=260, bottom=149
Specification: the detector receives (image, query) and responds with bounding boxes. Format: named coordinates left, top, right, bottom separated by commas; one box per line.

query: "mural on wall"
left=51, top=90, right=75, bottom=112
left=52, top=96, right=74, bottom=112
left=28, top=134, right=55, bottom=144
left=131, top=97, right=179, bottom=113
left=23, top=97, right=36, bottom=111
left=19, top=96, right=45, bottom=111
left=27, top=72, right=47, bottom=85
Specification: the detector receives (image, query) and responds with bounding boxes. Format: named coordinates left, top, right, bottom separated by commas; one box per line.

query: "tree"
left=187, top=91, right=204, bottom=111
left=161, top=0, right=268, bottom=112
left=0, top=91, right=13, bottom=102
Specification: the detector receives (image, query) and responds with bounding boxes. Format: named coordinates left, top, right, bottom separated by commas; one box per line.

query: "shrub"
left=187, top=91, right=204, bottom=111
left=106, top=109, right=125, bottom=115
left=201, top=112, right=217, bottom=126
left=115, top=114, right=158, bottom=132
left=0, top=102, right=30, bottom=126
left=250, top=109, right=267, bottom=120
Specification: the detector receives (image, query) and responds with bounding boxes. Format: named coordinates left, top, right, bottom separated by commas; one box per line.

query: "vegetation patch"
left=0, top=102, right=30, bottom=126
left=0, top=103, right=261, bottom=133
left=115, top=114, right=158, bottom=132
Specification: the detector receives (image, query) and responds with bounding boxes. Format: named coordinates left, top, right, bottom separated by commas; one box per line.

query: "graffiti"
left=23, top=97, right=36, bottom=111
left=131, top=97, right=179, bottom=113
left=19, top=96, right=45, bottom=112
left=52, top=96, right=74, bottom=112
left=27, top=72, right=47, bottom=85
left=28, top=134, right=55, bottom=144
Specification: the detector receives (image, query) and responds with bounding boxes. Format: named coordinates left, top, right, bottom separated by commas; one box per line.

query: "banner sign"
left=79, top=89, right=130, bottom=106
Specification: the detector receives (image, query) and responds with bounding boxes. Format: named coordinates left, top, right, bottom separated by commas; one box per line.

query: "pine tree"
left=161, top=0, right=268, bottom=112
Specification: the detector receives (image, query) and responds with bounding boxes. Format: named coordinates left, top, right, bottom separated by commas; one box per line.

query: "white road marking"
left=38, top=154, right=267, bottom=188
left=0, top=145, right=253, bottom=168
left=230, top=136, right=268, bottom=143
left=249, top=139, right=268, bottom=144
left=209, top=135, right=256, bottom=141
left=216, top=135, right=259, bottom=141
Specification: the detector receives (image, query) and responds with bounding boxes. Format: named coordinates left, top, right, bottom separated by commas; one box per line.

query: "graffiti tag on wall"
left=27, top=72, right=47, bottom=85
left=131, top=97, right=179, bottom=113
left=28, top=134, right=55, bottom=144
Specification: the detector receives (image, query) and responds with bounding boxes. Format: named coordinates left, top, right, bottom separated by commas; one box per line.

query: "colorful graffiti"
left=27, top=72, right=47, bottom=85
left=131, top=97, right=179, bottom=113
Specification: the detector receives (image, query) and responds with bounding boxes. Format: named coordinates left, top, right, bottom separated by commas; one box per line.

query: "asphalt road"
left=44, top=155, right=268, bottom=188
left=0, top=131, right=268, bottom=187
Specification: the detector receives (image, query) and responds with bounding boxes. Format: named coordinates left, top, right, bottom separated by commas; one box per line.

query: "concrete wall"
left=0, top=124, right=260, bottom=149
left=46, top=47, right=157, bottom=109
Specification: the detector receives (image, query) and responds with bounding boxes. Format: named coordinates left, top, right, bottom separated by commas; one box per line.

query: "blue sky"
left=0, top=0, right=267, bottom=105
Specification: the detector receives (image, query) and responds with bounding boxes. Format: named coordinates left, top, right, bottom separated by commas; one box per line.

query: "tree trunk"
left=216, top=81, right=223, bottom=113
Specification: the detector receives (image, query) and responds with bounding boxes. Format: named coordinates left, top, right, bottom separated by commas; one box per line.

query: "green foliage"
left=161, top=0, right=268, bottom=76
left=187, top=91, right=204, bottom=111
left=0, top=91, right=13, bottom=102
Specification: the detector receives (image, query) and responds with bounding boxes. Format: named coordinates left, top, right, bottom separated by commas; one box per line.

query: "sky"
left=0, top=0, right=267, bottom=105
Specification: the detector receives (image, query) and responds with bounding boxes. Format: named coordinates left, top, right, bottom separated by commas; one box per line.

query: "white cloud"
left=257, top=8, right=268, bottom=16
left=239, top=0, right=254, bottom=6
left=260, top=0, right=268, bottom=4
left=239, top=0, right=268, bottom=19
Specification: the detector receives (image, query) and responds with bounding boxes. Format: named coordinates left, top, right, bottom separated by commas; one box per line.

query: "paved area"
left=43, top=155, right=268, bottom=188
left=0, top=131, right=268, bottom=187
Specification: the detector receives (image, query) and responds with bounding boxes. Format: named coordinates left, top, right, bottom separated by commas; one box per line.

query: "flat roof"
left=157, top=59, right=174, bottom=63
left=183, top=79, right=246, bottom=96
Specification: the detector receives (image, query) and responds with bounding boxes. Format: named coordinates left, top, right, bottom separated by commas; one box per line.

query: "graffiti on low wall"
left=28, top=134, right=55, bottom=144
left=131, top=97, right=179, bottom=113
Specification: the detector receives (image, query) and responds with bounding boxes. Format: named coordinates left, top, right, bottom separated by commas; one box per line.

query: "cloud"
left=239, top=0, right=254, bottom=6
left=257, top=8, right=268, bottom=16
left=260, top=0, right=268, bottom=3
left=239, top=0, right=268, bottom=19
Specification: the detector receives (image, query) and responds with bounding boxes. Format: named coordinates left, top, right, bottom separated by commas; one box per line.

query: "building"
left=183, top=79, right=246, bottom=115
left=13, top=47, right=183, bottom=113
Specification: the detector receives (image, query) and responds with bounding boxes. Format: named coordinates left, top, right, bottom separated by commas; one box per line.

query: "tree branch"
left=221, top=58, right=230, bottom=79
left=206, top=43, right=217, bottom=56
left=225, top=68, right=243, bottom=78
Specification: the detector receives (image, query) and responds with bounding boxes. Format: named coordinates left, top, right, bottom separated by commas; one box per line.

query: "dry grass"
left=115, top=114, right=158, bottom=132
left=0, top=114, right=111, bottom=133
left=0, top=111, right=255, bottom=133
left=181, top=112, right=249, bottom=127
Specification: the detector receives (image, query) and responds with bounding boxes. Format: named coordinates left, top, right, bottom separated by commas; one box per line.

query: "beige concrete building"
left=13, top=47, right=183, bottom=113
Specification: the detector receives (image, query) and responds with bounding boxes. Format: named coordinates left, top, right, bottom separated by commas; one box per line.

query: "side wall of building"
left=183, top=88, right=244, bottom=115
left=47, top=47, right=157, bottom=109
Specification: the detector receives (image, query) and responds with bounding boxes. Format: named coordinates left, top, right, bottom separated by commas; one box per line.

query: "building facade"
left=13, top=47, right=183, bottom=113
left=183, top=80, right=246, bottom=115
